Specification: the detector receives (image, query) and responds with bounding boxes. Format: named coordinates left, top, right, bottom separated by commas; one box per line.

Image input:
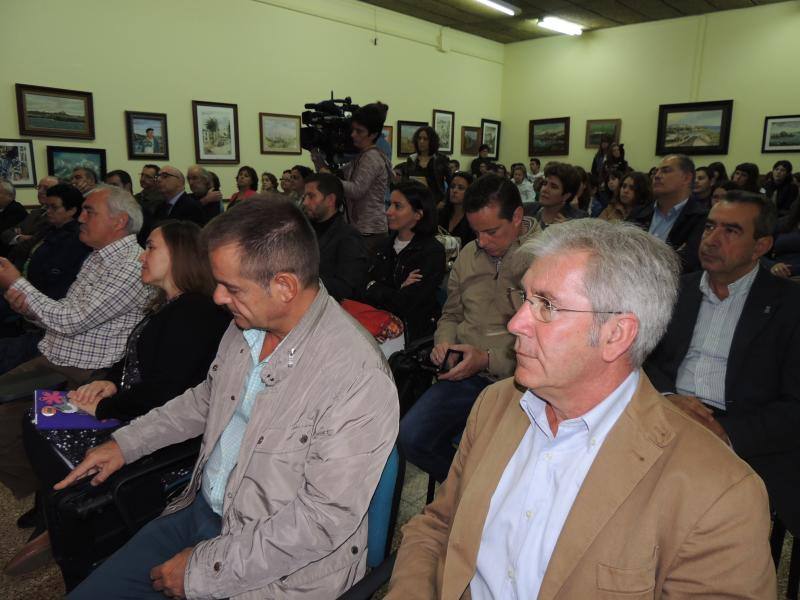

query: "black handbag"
left=388, top=335, right=436, bottom=418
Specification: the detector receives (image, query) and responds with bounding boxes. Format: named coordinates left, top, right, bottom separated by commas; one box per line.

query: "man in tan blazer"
left=388, top=219, right=775, bottom=599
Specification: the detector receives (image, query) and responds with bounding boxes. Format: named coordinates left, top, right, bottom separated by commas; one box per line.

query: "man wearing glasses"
left=153, top=165, right=204, bottom=227
left=389, top=219, right=775, bottom=599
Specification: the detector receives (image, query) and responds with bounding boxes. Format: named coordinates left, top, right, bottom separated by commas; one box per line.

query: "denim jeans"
left=68, top=494, right=221, bottom=599
left=399, top=375, right=492, bottom=482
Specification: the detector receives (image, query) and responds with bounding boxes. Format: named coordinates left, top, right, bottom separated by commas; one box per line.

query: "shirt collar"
left=167, top=191, right=184, bottom=206
left=655, top=197, right=689, bottom=218
left=96, top=234, right=137, bottom=262
left=699, top=263, right=759, bottom=302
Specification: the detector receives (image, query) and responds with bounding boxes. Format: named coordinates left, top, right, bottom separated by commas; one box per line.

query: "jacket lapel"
left=538, top=375, right=674, bottom=600
left=669, top=273, right=703, bottom=365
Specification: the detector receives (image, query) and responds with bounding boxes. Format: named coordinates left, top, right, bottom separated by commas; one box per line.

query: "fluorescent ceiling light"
left=475, top=0, right=521, bottom=17
left=536, top=16, right=583, bottom=36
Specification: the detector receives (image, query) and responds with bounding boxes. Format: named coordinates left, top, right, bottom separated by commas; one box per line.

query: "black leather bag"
left=388, top=335, right=436, bottom=418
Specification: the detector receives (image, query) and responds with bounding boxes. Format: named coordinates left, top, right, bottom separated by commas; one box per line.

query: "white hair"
left=0, top=179, right=16, bottom=201
left=529, top=219, right=681, bottom=367
left=89, top=184, right=143, bottom=235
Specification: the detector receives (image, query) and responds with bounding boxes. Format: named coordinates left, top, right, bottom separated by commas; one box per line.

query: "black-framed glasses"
left=507, top=288, right=623, bottom=323
left=155, top=172, right=178, bottom=180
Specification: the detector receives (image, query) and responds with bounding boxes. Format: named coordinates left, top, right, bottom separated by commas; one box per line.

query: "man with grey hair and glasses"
left=388, top=219, right=775, bottom=599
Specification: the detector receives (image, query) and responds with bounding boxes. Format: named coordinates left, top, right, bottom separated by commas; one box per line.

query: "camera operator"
left=313, top=101, right=392, bottom=253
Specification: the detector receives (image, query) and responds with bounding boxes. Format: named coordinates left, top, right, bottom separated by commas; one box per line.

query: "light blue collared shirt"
left=648, top=197, right=689, bottom=241
left=470, top=371, right=639, bottom=600
left=201, top=328, right=275, bottom=516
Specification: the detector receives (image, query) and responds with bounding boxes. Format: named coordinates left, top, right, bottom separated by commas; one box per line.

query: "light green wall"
left=1, top=0, right=504, bottom=204
left=501, top=1, right=800, bottom=175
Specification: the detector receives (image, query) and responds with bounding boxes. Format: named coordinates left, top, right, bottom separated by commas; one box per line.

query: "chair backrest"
left=366, top=445, right=404, bottom=568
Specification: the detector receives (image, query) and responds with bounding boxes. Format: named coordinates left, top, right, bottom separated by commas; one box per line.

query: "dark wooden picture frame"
left=16, top=84, right=94, bottom=140
left=480, top=118, right=501, bottom=160
left=125, top=111, right=169, bottom=160
left=397, top=120, right=427, bottom=158
left=0, top=138, right=37, bottom=188
left=259, top=112, right=302, bottom=155
left=432, top=109, right=455, bottom=154
left=585, top=119, right=621, bottom=149
left=529, top=117, right=570, bottom=156
left=46, top=145, right=106, bottom=180
left=461, top=126, right=481, bottom=155
left=656, top=100, right=733, bottom=156
left=192, top=100, right=239, bottom=164
left=761, top=115, right=800, bottom=153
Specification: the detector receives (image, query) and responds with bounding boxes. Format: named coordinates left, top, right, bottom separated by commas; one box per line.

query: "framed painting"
left=16, top=84, right=94, bottom=140
left=529, top=117, right=570, bottom=156
left=433, top=109, right=455, bottom=154
left=125, top=111, right=169, bottom=160
left=461, top=126, right=481, bottom=155
left=382, top=125, right=393, bottom=146
left=0, top=139, right=37, bottom=187
left=46, top=146, right=106, bottom=180
left=397, top=120, right=427, bottom=158
left=192, top=100, right=239, bottom=164
left=585, top=119, right=621, bottom=149
left=480, top=119, right=501, bottom=160
left=656, top=100, right=733, bottom=156
left=259, top=113, right=301, bottom=155
left=762, top=115, right=800, bottom=153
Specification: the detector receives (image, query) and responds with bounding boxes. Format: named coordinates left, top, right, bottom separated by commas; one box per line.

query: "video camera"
left=300, top=94, right=360, bottom=168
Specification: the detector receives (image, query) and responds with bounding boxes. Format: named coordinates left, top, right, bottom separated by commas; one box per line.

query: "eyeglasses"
left=507, top=288, right=623, bottom=323
left=155, top=172, right=178, bottom=180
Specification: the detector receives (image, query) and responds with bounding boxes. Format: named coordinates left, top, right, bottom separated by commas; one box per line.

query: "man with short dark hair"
left=302, top=173, right=368, bottom=301
left=153, top=165, right=204, bottom=226
left=528, top=157, right=543, bottom=184
left=70, top=167, right=97, bottom=196
left=57, top=197, right=398, bottom=600
left=447, top=159, right=460, bottom=177
left=134, top=164, right=165, bottom=217
left=105, top=169, right=133, bottom=193
left=279, top=169, right=293, bottom=195
left=532, top=162, right=586, bottom=229
left=645, top=190, right=800, bottom=539
left=400, top=174, right=540, bottom=482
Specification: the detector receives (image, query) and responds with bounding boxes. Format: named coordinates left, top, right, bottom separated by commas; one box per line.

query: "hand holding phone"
left=438, top=349, right=464, bottom=374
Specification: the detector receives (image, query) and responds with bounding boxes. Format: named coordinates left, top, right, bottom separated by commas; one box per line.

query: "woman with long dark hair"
left=405, top=126, right=450, bottom=206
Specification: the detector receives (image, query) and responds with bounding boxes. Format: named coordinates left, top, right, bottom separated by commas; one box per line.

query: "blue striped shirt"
left=648, top=198, right=689, bottom=241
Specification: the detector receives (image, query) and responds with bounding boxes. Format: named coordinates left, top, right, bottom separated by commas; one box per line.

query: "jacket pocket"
left=252, top=424, right=313, bottom=454
left=596, top=561, right=655, bottom=599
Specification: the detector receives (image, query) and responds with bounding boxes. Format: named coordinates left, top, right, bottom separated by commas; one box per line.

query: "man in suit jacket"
left=153, top=165, right=204, bottom=227
left=645, top=190, right=800, bottom=537
left=388, top=219, right=775, bottom=599
left=630, top=154, right=707, bottom=273
left=0, top=180, right=29, bottom=256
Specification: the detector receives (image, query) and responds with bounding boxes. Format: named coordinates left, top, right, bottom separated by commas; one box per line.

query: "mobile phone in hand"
left=438, top=349, right=464, bottom=374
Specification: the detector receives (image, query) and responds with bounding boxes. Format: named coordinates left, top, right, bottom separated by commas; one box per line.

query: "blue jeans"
left=68, top=494, right=221, bottom=599
left=399, top=375, right=491, bottom=482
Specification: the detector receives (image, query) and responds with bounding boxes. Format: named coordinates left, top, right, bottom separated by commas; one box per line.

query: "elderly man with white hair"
left=0, top=179, right=29, bottom=256
left=388, top=219, right=775, bottom=599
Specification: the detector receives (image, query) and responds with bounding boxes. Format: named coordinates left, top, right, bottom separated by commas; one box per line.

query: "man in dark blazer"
left=0, top=180, right=29, bottom=257
left=153, top=165, right=204, bottom=227
left=645, top=190, right=800, bottom=536
left=630, top=154, right=707, bottom=273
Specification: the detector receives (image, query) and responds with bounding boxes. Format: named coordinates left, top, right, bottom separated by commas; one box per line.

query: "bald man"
left=153, top=165, right=204, bottom=226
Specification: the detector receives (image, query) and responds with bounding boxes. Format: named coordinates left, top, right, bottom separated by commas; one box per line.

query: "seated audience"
left=105, top=169, right=133, bottom=194
left=70, top=167, right=97, bottom=196
left=766, top=196, right=800, bottom=278
left=594, top=168, right=621, bottom=218
left=693, top=166, right=713, bottom=207
left=600, top=171, right=653, bottom=223
left=228, top=166, right=259, bottom=208
left=405, top=126, right=450, bottom=206
left=532, top=162, right=586, bottom=229
left=631, top=154, right=707, bottom=273
left=644, top=190, right=800, bottom=540
left=301, top=175, right=368, bottom=302
left=470, top=144, right=492, bottom=177
left=511, top=163, right=535, bottom=206
left=260, top=171, right=278, bottom=192
left=572, top=166, right=592, bottom=213
left=763, top=159, right=798, bottom=216
left=187, top=165, right=223, bottom=224
left=438, top=171, right=476, bottom=248
left=447, top=159, right=460, bottom=177
left=1, top=176, right=58, bottom=260
left=153, top=165, right=204, bottom=226
left=711, top=179, right=740, bottom=206
left=388, top=219, right=775, bottom=599
left=0, top=180, right=29, bottom=256
left=731, top=162, right=760, bottom=193
left=362, top=180, right=445, bottom=342
left=707, top=161, right=729, bottom=187
left=399, top=174, right=539, bottom=483
left=134, top=164, right=165, bottom=218
left=279, top=169, right=293, bottom=194
left=289, top=165, right=313, bottom=204
left=527, top=157, right=543, bottom=184
left=56, top=198, right=398, bottom=599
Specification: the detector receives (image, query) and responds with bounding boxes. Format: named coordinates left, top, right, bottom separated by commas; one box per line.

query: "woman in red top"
left=228, top=166, right=258, bottom=208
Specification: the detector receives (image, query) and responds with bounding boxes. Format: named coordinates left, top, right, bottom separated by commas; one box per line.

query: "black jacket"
left=154, top=192, right=205, bottom=227
left=643, top=266, right=800, bottom=535
left=94, top=293, right=231, bottom=421
left=0, top=201, right=29, bottom=256
left=406, top=153, right=450, bottom=204
left=314, top=213, right=368, bottom=302
left=437, top=207, right=476, bottom=249
left=629, top=197, right=708, bottom=274
left=764, top=180, right=799, bottom=216
left=362, top=233, right=446, bottom=342
left=24, top=220, right=91, bottom=300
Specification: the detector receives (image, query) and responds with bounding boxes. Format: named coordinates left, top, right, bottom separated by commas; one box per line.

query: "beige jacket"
left=434, top=217, right=540, bottom=379
left=387, top=374, right=775, bottom=599
left=113, top=286, right=399, bottom=599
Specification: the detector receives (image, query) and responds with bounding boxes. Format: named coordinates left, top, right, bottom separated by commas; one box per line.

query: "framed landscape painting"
left=259, top=113, right=301, bottom=155
left=461, top=126, right=481, bottom=155
left=529, top=117, right=570, bottom=156
left=192, top=100, right=239, bottom=164
left=0, top=139, right=36, bottom=187
left=480, top=119, right=501, bottom=160
left=655, top=100, right=733, bottom=156
left=585, top=119, right=621, bottom=148
left=46, top=146, right=106, bottom=180
left=397, top=120, right=427, bottom=157
left=16, top=84, right=94, bottom=140
left=762, top=115, right=800, bottom=153
left=433, top=109, right=455, bottom=154
left=125, top=111, right=169, bottom=160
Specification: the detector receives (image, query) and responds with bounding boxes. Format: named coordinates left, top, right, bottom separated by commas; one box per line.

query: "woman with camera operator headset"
left=312, top=102, right=393, bottom=254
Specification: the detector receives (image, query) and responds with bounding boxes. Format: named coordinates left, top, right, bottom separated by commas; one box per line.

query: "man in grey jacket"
left=57, top=196, right=399, bottom=599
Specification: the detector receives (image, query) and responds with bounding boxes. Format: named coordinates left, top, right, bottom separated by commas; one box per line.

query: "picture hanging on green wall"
left=16, top=84, right=95, bottom=140
left=585, top=119, right=621, bottom=149
left=0, top=138, right=36, bottom=188
left=762, top=115, right=800, bottom=153
left=192, top=100, right=240, bottom=164
left=529, top=117, right=570, bottom=157
left=655, top=100, right=733, bottom=156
